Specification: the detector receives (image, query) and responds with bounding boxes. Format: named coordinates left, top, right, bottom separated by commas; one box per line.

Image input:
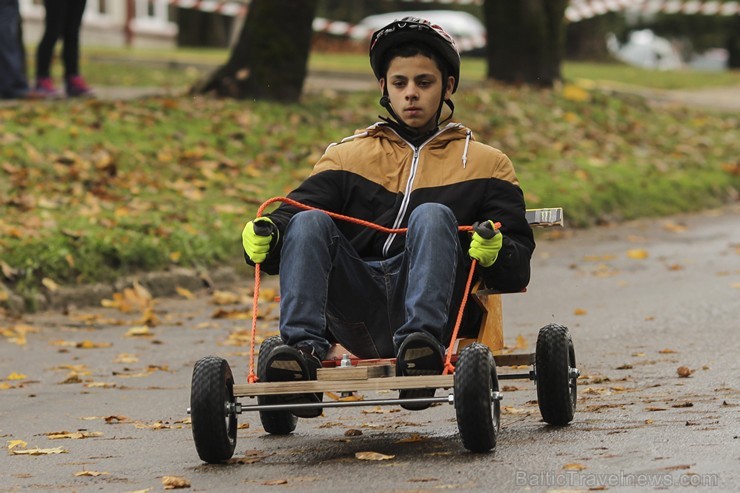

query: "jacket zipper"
left=381, top=125, right=458, bottom=257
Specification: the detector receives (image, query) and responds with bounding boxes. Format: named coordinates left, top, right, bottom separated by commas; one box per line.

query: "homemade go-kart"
left=188, top=198, right=578, bottom=463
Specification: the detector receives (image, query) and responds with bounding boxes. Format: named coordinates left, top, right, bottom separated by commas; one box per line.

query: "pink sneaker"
left=65, top=75, right=93, bottom=97
left=34, top=77, right=59, bottom=97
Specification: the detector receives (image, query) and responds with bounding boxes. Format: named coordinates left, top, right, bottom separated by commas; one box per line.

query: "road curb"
left=1, top=265, right=250, bottom=316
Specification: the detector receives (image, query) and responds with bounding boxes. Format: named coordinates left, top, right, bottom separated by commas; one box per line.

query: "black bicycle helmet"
left=369, top=16, right=461, bottom=93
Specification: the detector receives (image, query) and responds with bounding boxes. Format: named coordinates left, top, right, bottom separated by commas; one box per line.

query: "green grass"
left=1, top=52, right=739, bottom=306
left=69, top=46, right=740, bottom=90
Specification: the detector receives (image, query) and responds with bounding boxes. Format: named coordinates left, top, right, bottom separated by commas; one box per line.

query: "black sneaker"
left=264, top=345, right=323, bottom=418
left=396, top=332, right=444, bottom=411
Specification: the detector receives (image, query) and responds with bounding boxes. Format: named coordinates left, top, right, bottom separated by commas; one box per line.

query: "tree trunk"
left=727, top=16, right=740, bottom=69
left=483, top=0, right=568, bottom=87
left=191, top=0, right=318, bottom=101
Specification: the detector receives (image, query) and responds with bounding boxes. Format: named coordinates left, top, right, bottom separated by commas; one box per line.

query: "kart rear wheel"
left=190, top=356, right=237, bottom=463
left=454, top=343, right=500, bottom=453
left=535, top=324, right=577, bottom=425
left=257, top=336, right=298, bottom=435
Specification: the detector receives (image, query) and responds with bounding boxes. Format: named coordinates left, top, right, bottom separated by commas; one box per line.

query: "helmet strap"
left=378, top=87, right=454, bottom=144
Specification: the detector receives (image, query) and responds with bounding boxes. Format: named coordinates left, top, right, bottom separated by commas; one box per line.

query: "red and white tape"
left=164, top=0, right=739, bottom=22
left=566, top=0, right=739, bottom=22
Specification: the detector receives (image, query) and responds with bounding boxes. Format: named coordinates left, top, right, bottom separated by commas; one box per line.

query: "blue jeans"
left=0, top=0, right=29, bottom=98
left=278, top=203, right=470, bottom=359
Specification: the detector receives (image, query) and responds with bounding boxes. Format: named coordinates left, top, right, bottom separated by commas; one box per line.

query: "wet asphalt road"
left=1, top=205, right=738, bottom=492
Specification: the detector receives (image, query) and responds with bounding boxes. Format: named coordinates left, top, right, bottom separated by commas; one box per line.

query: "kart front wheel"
left=454, top=342, right=501, bottom=453
left=190, top=356, right=238, bottom=463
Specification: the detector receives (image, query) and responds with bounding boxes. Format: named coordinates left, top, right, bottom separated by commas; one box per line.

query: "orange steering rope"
left=247, top=196, right=490, bottom=382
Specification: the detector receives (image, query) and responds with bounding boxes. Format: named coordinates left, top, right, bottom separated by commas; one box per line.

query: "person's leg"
left=63, top=0, right=92, bottom=96
left=62, top=0, right=86, bottom=77
left=278, top=209, right=392, bottom=359
left=36, top=0, right=65, bottom=81
left=0, top=0, right=29, bottom=98
left=392, top=203, right=470, bottom=410
left=394, top=202, right=468, bottom=349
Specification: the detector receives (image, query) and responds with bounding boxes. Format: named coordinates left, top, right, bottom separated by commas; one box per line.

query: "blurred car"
left=606, top=29, right=683, bottom=70
left=353, top=10, right=486, bottom=55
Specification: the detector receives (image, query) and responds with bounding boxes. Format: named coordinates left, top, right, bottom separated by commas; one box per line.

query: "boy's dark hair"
left=380, top=42, right=451, bottom=85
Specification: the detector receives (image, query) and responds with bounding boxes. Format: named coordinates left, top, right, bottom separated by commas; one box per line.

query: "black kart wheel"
left=454, top=343, right=501, bottom=453
left=190, top=356, right=237, bottom=463
left=535, top=324, right=577, bottom=425
left=257, top=336, right=298, bottom=435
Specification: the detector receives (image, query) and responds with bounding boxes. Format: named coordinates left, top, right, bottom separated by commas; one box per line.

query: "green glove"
left=242, top=217, right=278, bottom=264
left=469, top=220, right=503, bottom=268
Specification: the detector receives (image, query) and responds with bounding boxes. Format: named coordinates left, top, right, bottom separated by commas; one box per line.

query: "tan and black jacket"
left=254, top=122, right=534, bottom=293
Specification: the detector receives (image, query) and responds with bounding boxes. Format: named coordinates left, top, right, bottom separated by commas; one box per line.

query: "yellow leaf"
left=627, top=248, right=649, bottom=260
left=75, top=471, right=108, bottom=477
left=563, top=462, right=588, bottom=471
left=77, top=340, right=112, bottom=349
left=515, top=335, right=528, bottom=349
left=169, top=251, right=182, bottom=262
left=162, top=476, right=191, bottom=489
left=125, top=326, right=152, bottom=338
left=46, top=431, right=103, bottom=440
left=562, top=84, right=591, bottom=102
left=175, top=287, right=194, bottom=299
left=355, top=451, right=395, bottom=461
left=211, top=290, right=241, bottom=305
left=662, top=221, right=688, bottom=233
left=41, top=277, right=60, bottom=291
left=7, top=372, right=27, bottom=380
left=8, top=439, right=27, bottom=450
left=574, top=308, right=588, bottom=316
left=113, top=353, right=139, bottom=364
left=10, top=446, right=67, bottom=455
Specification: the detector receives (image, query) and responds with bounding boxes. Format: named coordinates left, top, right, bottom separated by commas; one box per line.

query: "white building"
left=20, top=0, right=179, bottom=48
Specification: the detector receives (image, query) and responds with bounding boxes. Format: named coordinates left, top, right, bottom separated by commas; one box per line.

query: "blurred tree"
left=566, top=13, right=626, bottom=61
left=644, top=12, right=739, bottom=68
left=484, top=0, right=568, bottom=87
left=176, top=7, right=234, bottom=48
left=191, top=0, right=318, bottom=101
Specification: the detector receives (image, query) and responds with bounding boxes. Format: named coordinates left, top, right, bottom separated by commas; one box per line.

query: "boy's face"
left=380, top=54, right=454, bottom=134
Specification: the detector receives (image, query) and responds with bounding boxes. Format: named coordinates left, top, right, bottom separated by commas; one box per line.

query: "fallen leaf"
left=7, top=372, right=27, bottom=380
left=162, top=476, right=190, bottom=489
left=662, top=221, right=688, bottom=233
left=563, top=462, right=588, bottom=471
left=502, top=406, right=530, bottom=415
left=677, top=366, right=694, bottom=378
left=75, top=470, right=109, bottom=477
left=10, top=446, right=68, bottom=455
left=671, top=402, right=694, bottom=408
left=262, top=479, right=288, bottom=485
left=658, top=348, right=677, bottom=354
left=175, top=287, right=194, bottom=299
left=646, top=407, right=667, bottom=412
left=211, top=290, right=241, bottom=305
left=627, top=248, right=649, bottom=260
left=562, top=84, right=591, bottom=102
left=573, top=308, right=588, bottom=316
left=113, top=353, right=139, bottom=364
left=45, top=431, right=103, bottom=440
left=125, top=326, right=152, bottom=338
left=41, top=277, right=60, bottom=291
left=355, top=451, right=395, bottom=461
left=7, top=439, right=27, bottom=450
left=396, top=433, right=426, bottom=443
